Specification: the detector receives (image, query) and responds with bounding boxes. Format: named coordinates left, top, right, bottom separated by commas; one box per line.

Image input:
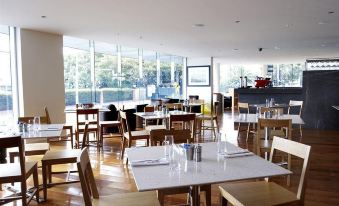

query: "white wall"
left=186, top=57, right=213, bottom=111
left=18, top=29, right=65, bottom=123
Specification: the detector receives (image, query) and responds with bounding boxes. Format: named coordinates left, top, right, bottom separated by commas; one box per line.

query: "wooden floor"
left=1, top=111, right=339, bottom=206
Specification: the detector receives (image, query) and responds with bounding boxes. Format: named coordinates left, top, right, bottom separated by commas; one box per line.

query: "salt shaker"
left=195, top=145, right=202, bottom=162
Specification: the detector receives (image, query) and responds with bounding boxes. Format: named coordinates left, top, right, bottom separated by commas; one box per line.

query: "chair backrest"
left=269, top=136, right=311, bottom=202
left=169, top=114, right=196, bottom=139
left=77, top=148, right=99, bottom=206
left=144, top=105, right=155, bottom=112
left=237, top=102, right=249, bottom=114
left=119, top=111, right=132, bottom=137
left=257, top=118, right=292, bottom=140
left=76, top=108, right=99, bottom=132
left=166, top=103, right=183, bottom=111
left=150, top=129, right=191, bottom=146
left=81, top=123, right=89, bottom=150
left=44, top=106, right=52, bottom=124
left=288, top=100, right=303, bottom=116
left=0, top=136, right=25, bottom=181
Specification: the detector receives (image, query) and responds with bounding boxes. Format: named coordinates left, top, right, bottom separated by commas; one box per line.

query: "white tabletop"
left=126, top=142, right=291, bottom=191
left=21, top=124, right=64, bottom=139
left=64, top=106, right=110, bottom=113
left=134, top=111, right=196, bottom=120
left=234, top=114, right=305, bottom=125
left=250, top=103, right=289, bottom=108
left=332, top=105, right=339, bottom=111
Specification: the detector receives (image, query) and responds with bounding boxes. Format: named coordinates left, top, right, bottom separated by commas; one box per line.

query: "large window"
left=63, top=36, right=184, bottom=108
left=270, top=64, right=304, bottom=87
left=0, top=25, right=14, bottom=123
left=63, top=37, right=91, bottom=106
left=220, top=65, right=263, bottom=93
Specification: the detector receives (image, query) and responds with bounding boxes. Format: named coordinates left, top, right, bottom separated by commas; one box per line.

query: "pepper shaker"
left=195, top=144, right=202, bottom=162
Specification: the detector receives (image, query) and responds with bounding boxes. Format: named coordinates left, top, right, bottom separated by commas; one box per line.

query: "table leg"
left=0, top=148, right=7, bottom=163
left=189, top=185, right=200, bottom=206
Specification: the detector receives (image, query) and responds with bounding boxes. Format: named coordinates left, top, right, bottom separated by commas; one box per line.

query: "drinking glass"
left=33, top=116, right=41, bottom=131
left=217, top=132, right=227, bottom=154
left=163, top=135, right=174, bottom=159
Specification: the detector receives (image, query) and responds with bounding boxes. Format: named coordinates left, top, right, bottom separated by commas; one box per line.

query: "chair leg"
left=120, top=137, right=126, bottom=159
left=33, top=165, right=39, bottom=203
left=246, top=123, right=250, bottom=142
left=21, top=178, right=27, bottom=206
left=42, top=162, right=48, bottom=201
left=70, top=127, right=74, bottom=149
left=220, top=195, right=228, bottom=206
left=157, top=190, right=165, bottom=206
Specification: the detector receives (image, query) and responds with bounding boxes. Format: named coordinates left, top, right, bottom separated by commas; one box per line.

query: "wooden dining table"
left=126, top=142, right=291, bottom=206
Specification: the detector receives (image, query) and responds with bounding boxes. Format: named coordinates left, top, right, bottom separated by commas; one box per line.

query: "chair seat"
left=42, top=149, right=82, bottom=162
left=92, top=191, right=160, bottom=206
left=196, top=114, right=216, bottom=120
left=0, top=161, right=37, bottom=180
left=123, top=130, right=150, bottom=139
left=100, top=120, right=120, bottom=126
left=145, top=125, right=166, bottom=131
left=219, top=181, right=299, bottom=206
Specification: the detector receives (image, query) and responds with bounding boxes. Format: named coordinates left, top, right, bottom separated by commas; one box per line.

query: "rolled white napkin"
left=222, top=148, right=254, bottom=158
left=130, top=158, right=169, bottom=167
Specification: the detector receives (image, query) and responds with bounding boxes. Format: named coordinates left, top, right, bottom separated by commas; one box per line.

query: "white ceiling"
left=1, top=0, right=339, bottom=64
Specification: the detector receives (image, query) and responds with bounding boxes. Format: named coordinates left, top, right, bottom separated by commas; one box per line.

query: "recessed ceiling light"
left=41, top=15, right=46, bottom=18
left=235, top=20, right=240, bottom=23
left=328, top=11, right=335, bottom=14
left=274, top=46, right=280, bottom=50
left=321, top=44, right=326, bottom=47
left=139, top=36, right=143, bottom=39
left=233, top=48, right=239, bottom=51
left=192, top=23, right=205, bottom=28
left=160, top=43, right=163, bottom=46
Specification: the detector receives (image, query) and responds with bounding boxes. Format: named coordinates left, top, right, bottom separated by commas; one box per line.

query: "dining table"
left=0, top=123, right=64, bottom=163
left=234, top=113, right=305, bottom=125
left=134, top=111, right=198, bottom=128
left=126, top=142, right=291, bottom=206
left=332, top=105, right=339, bottom=111
left=64, top=106, right=110, bottom=113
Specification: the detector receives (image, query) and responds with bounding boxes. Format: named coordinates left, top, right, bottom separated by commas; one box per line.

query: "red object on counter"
left=255, top=80, right=271, bottom=88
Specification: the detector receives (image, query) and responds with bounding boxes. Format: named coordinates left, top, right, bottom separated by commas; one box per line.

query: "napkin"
left=223, top=149, right=254, bottom=158
left=130, top=158, right=169, bottom=167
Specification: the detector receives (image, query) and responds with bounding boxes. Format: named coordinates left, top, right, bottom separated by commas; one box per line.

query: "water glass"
left=164, top=135, right=174, bottom=159
left=33, top=116, right=40, bottom=131
left=217, top=133, right=227, bottom=154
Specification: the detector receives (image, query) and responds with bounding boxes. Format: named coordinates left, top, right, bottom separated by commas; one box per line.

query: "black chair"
left=102, top=104, right=119, bottom=133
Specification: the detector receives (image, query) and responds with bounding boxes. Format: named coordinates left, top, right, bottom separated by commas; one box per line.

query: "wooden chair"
left=196, top=101, right=220, bottom=141
left=41, top=124, right=90, bottom=201
left=237, top=102, right=251, bottom=141
left=77, top=148, right=160, bottom=206
left=219, top=136, right=311, bottom=206
left=75, top=108, right=100, bottom=149
left=169, top=113, right=196, bottom=141
left=120, top=111, right=150, bottom=159
left=256, top=118, right=292, bottom=156
left=165, top=103, right=183, bottom=111
left=288, top=100, right=304, bottom=138
left=44, top=106, right=74, bottom=148
left=8, top=116, right=50, bottom=163
left=149, top=129, right=191, bottom=146
left=0, top=135, right=39, bottom=206
left=99, top=120, right=122, bottom=152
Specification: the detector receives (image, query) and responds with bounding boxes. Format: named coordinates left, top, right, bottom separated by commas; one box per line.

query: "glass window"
left=0, top=25, right=13, bottom=123
left=271, top=64, right=304, bottom=87
left=220, top=65, right=263, bottom=93
left=142, top=50, right=157, bottom=99
left=173, top=56, right=184, bottom=96
left=94, top=42, right=118, bottom=104
left=120, top=46, right=140, bottom=106
left=159, top=54, right=171, bottom=85
left=63, top=36, right=91, bottom=106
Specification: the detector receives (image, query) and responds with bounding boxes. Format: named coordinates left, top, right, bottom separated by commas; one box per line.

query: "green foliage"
left=0, top=92, right=12, bottom=111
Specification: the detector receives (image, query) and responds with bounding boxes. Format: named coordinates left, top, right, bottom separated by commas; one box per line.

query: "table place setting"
left=130, top=158, right=170, bottom=167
